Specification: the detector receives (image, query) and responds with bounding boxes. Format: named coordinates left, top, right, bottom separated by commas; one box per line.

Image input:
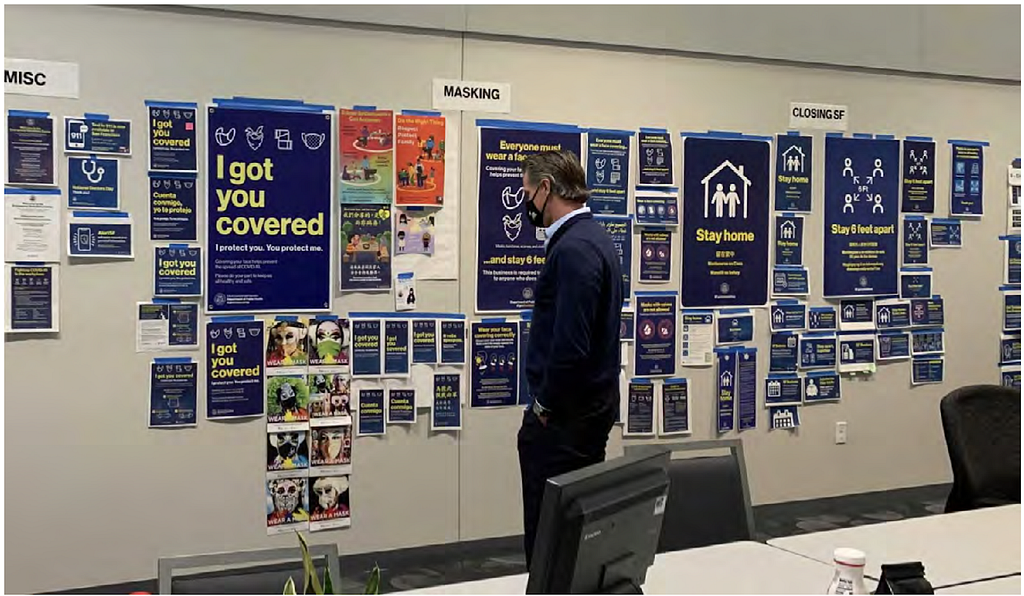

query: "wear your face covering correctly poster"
left=681, top=134, right=770, bottom=308
left=475, top=121, right=582, bottom=312
left=206, top=101, right=333, bottom=312
left=470, top=320, right=519, bottom=408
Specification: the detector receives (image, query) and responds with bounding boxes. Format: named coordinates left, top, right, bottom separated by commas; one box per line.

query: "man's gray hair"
left=521, top=150, right=591, bottom=203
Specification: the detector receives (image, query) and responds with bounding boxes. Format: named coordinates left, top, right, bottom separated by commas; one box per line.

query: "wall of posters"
left=206, top=102, right=332, bottom=312
left=6, top=110, right=56, bottom=186
left=339, top=108, right=393, bottom=204
left=146, top=101, right=198, bottom=173
left=774, top=134, right=812, bottom=212
left=634, top=292, right=677, bottom=377
left=681, top=135, right=770, bottom=307
left=949, top=141, right=987, bottom=217
left=395, top=112, right=445, bottom=206
left=340, top=204, right=393, bottom=292
left=823, top=135, right=900, bottom=297
left=900, top=137, right=935, bottom=213
left=470, top=320, right=519, bottom=407
left=206, top=317, right=265, bottom=418
left=586, top=129, right=632, bottom=215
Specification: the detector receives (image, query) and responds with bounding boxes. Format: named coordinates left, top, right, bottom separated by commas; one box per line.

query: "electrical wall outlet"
left=835, top=421, right=848, bottom=444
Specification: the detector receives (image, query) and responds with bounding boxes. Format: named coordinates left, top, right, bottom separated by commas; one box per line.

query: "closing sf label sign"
left=789, top=102, right=848, bottom=131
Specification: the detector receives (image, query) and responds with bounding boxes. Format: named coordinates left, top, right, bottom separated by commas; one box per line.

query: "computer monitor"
left=526, top=445, right=671, bottom=594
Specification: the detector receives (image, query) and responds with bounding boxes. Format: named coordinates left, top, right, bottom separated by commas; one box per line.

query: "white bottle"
left=826, top=547, right=869, bottom=595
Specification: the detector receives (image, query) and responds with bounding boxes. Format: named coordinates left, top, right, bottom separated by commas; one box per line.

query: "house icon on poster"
left=782, top=145, right=805, bottom=172
left=703, top=160, right=752, bottom=219
left=780, top=219, right=796, bottom=240
left=720, top=370, right=733, bottom=387
left=773, top=309, right=785, bottom=324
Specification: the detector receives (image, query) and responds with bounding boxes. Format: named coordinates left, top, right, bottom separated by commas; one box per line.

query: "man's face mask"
left=524, top=180, right=550, bottom=228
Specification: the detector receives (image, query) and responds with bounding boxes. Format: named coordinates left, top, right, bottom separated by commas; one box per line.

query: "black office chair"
left=939, top=385, right=1021, bottom=513
left=625, top=440, right=755, bottom=552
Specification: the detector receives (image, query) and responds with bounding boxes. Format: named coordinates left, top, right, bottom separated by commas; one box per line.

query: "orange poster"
left=395, top=113, right=445, bottom=206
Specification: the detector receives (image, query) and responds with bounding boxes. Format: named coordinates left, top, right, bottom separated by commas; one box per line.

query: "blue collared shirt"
left=544, top=205, right=591, bottom=250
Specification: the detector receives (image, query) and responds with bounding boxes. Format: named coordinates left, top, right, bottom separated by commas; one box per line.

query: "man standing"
left=517, top=150, right=624, bottom=568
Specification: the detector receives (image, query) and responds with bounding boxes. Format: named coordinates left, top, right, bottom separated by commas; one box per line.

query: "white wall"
left=4, top=5, right=1021, bottom=593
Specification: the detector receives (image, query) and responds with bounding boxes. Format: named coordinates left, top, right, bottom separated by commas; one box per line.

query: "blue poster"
left=621, top=306, right=636, bottom=341
left=206, top=317, right=265, bottom=418
left=64, top=115, right=131, bottom=155
left=519, top=312, right=532, bottom=406
left=340, top=204, right=392, bottom=292
left=412, top=319, right=438, bottom=364
left=150, top=174, right=198, bottom=241
left=804, top=370, right=840, bottom=402
left=901, top=138, right=936, bottom=213
left=660, top=378, right=689, bottom=435
left=150, top=358, right=198, bottom=427
left=770, top=331, right=799, bottom=373
left=875, top=300, right=911, bottom=329
left=877, top=330, right=911, bottom=361
left=900, top=267, right=932, bottom=299
left=595, top=215, right=632, bottom=296
left=432, top=373, right=462, bottom=430
left=470, top=320, right=519, bottom=408
left=717, top=309, right=754, bottom=344
left=625, top=379, right=655, bottom=436
left=823, top=135, right=900, bottom=297
left=351, top=318, right=382, bottom=376
left=138, top=302, right=199, bottom=348
left=772, top=266, right=809, bottom=296
left=207, top=102, right=332, bottom=312
left=839, top=333, right=876, bottom=372
left=67, top=156, right=119, bottom=209
left=680, top=310, right=714, bottom=367
left=715, top=348, right=736, bottom=433
left=770, top=405, right=801, bottom=430
left=912, top=356, right=944, bottom=384
left=357, top=388, right=386, bottom=436
left=930, top=218, right=962, bottom=248
left=388, top=388, right=416, bottom=424
left=68, top=212, right=133, bottom=258
left=638, top=129, right=673, bottom=185
left=586, top=130, right=632, bottom=214
left=1000, top=365, right=1021, bottom=389
left=774, top=134, right=813, bottom=212
left=475, top=121, right=582, bottom=312
left=634, top=292, right=677, bottom=377
left=765, top=373, right=802, bottom=406
left=8, top=264, right=57, bottom=332
left=911, top=296, right=945, bottom=326
left=634, top=187, right=679, bottom=226
left=774, top=214, right=804, bottom=265
left=902, top=216, right=929, bottom=265
left=950, top=141, right=987, bottom=217
left=999, top=334, right=1020, bottom=364
left=147, top=101, right=198, bottom=173
left=910, top=327, right=944, bottom=356
left=154, top=245, right=202, bottom=297
left=639, top=227, right=672, bottom=283
left=440, top=318, right=466, bottom=365
left=1002, top=288, right=1021, bottom=333
left=681, top=135, right=770, bottom=307
left=770, top=301, right=806, bottom=331
left=800, top=332, right=837, bottom=369
left=840, top=298, right=874, bottom=330
left=1004, top=235, right=1021, bottom=285
left=6, top=111, right=56, bottom=186
left=808, top=306, right=837, bottom=331
left=383, top=319, right=410, bottom=377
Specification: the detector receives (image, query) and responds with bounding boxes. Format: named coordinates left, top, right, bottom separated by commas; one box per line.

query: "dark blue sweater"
left=525, top=212, right=623, bottom=422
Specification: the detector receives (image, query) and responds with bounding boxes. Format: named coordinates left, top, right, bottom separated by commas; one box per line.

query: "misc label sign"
left=5, top=58, right=79, bottom=98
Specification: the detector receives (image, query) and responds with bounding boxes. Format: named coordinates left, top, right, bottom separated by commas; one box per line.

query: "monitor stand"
left=599, top=556, right=644, bottom=594
left=599, top=579, right=643, bottom=594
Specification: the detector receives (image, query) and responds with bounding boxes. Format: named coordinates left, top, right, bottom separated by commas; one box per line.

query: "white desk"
left=937, top=575, right=1022, bottom=594
left=398, top=541, right=835, bottom=595
left=768, top=505, right=1022, bottom=589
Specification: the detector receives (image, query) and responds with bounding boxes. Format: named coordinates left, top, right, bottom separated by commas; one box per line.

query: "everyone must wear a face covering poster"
left=339, top=107, right=394, bottom=205
left=266, top=374, right=311, bottom=428
left=838, top=333, right=876, bottom=374
left=5, top=263, right=60, bottom=334
left=149, top=359, right=198, bottom=428
left=5, top=187, right=61, bottom=262
left=308, top=372, right=351, bottom=424
left=67, top=155, right=119, bottom=210
left=639, top=227, right=672, bottom=283
left=595, top=214, right=632, bottom=297
left=357, top=388, right=386, bottom=437
left=638, top=128, right=673, bottom=186
left=764, top=373, right=801, bottom=407
left=900, top=138, right=936, bottom=214
left=770, top=301, right=807, bottom=332
left=146, top=101, right=198, bottom=173
left=774, top=214, right=804, bottom=266
left=265, top=317, right=309, bottom=369
left=395, top=112, right=445, bottom=206
left=475, top=121, right=582, bottom=312
left=715, top=348, right=737, bottom=433
left=350, top=318, right=383, bottom=377
left=681, top=135, right=771, bottom=308
left=68, top=211, right=134, bottom=258
left=774, top=134, right=813, bottom=212
left=308, top=316, right=349, bottom=367
left=470, top=320, right=519, bottom=408
left=823, top=135, right=900, bottom=298
left=586, top=129, right=632, bottom=215
left=395, top=209, right=436, bottom=255
left=804, top=370, right=840, bottom=403
left=949, top=141, right=987, bottom=217
left=309, top=423, right=353, bottom=475
left=206, top=102, right=332, bottom=313
left=736, top=347, right=758, bottom=431
left=149, top=173, right=198, bottom=241
left=623, top=379, right=655, bottom=437
left=902, top=215, right=929, bottom=266
left=680, top=310, right=715, bottom=367
left=770, top=405, right=801, bottom=430
left=432, top=372, right=462, bottom=430
left=340, top=204, right=393, bottom=292
left=6, top=110, right=56, bottom=186
left=206, top=317, right=265, bottom=419
left=309, top=474, right=352, bottom=532
left=659, top=378, right=690, bottom=436
left=266, top=471, right=309, bottom=535
left=266, top=430, right=309, bottom=472
left=634, top=292, right=677, bottom=377
left=383, top=319, right=411, bottom=377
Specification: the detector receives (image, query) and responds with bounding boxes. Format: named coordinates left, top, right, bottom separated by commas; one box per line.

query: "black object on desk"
left=874, top=562, right=934, bottom=594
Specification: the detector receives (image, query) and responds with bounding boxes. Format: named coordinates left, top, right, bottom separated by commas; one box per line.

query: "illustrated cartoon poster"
left=340, top=204, right=393, bottom=292
left=395, top=209, right=435, bottom=255
left=395, top=113, right=445, bottom=206
left=339, top=108, right=393, bottom=205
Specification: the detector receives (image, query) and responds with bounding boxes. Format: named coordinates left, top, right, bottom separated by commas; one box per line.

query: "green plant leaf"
left=296, top=531, right=324, bottom=595
left=323, top=564, right=334, bottom=596
left=364, top=564, right=381, bottom=595
left=283, top=576, right=297, bottom=595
